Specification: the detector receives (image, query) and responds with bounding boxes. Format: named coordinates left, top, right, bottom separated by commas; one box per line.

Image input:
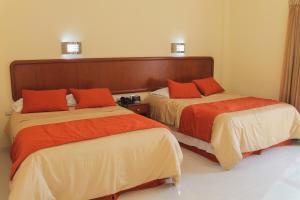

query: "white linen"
left=66, top=94, right=76, bottom=107
left=151, top=87, right=170, bottom=98
left=169, top=126, right=214, bottom=154
left=11, top=99, right=23, bottom=113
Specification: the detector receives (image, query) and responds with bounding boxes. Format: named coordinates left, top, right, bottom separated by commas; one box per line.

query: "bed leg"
left=170, top=177, right=179, bottom=186
left=255, top=150, right=262, bottom=155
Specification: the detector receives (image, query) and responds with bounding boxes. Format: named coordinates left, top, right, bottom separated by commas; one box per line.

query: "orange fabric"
left=71, top=88, right=116, bottom=109
left=93, top=179, right=166, bottom=200
left=22, top=89, right=68, bottom=113
left=168, top=80, right=201, bottom=99
left=10, top=114, right=166, bottom=179
left=179, top=97, right=282, bottom=142
left=193, top=77, right=224, bottom=96
left=180, top=140, right=292, bottom=163
left=241, top=140, right=293, bottom=158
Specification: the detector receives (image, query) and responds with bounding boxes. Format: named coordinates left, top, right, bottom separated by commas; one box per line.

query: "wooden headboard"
left=10, top=56, right=214, bottom=101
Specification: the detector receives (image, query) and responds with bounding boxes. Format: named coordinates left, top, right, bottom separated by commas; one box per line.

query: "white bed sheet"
left=169, top=126, right=214, bottom=154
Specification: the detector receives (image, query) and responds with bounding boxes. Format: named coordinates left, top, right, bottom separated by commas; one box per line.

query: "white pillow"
left=66, top=94, right=76, bottom=107
left=12, top=94, right=76, bottom=113
left=151, top=87, right=170, bottom=98
left=11, top=98, right=23, bottom=113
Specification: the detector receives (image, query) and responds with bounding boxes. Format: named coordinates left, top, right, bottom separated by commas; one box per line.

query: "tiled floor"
left=1, top=144, right=300, bottom=200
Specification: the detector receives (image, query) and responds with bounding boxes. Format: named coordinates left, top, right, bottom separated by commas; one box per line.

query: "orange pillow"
left=168, top=80, right=201, bottom=99
left=193, top=77, right=224, bottom=96
left=71, top=88, right=116, bottom=109
left=22, top=89, right=68, bottom=113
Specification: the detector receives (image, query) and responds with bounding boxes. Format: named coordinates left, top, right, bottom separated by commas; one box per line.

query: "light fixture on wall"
left=171, top=43, right=185, bottom=54
left=61, top=42, right=82, bottom=55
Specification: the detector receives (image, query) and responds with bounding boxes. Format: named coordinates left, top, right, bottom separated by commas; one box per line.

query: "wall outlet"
left=4, top=111, right=12, bottom=116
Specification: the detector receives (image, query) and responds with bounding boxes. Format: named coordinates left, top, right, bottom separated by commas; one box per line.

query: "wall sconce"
left=171, top=43, right=185, bottom=54
left=61, top=42, right=82, bottom=54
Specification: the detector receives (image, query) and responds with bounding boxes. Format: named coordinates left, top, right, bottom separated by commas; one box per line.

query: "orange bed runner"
left=179, top=97, right=281, bottom=142
left=10, top=113, right=166, bottom=179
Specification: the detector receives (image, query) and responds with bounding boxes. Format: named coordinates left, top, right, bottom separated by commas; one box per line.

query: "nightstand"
left=126, top=103, right=150, bottom=117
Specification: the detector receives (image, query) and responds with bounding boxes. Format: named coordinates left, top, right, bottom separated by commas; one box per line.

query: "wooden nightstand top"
left=123, top=103, right=150, bottom=117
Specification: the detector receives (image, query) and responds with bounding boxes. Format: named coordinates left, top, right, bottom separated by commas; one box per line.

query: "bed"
left=146, top=90, right=300, bottom=170
left=7, top=57, right=211, bottom=200
left=6, top=105, right=182, bottom=200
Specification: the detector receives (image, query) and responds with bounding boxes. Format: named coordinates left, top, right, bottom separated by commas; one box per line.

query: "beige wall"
left=0, top=0, right=225, bottom=147
left=223, top=0, right=289, bottom=99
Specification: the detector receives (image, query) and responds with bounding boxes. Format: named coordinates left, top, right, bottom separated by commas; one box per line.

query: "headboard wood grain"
left=10, top=57, right=214, bottom=101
